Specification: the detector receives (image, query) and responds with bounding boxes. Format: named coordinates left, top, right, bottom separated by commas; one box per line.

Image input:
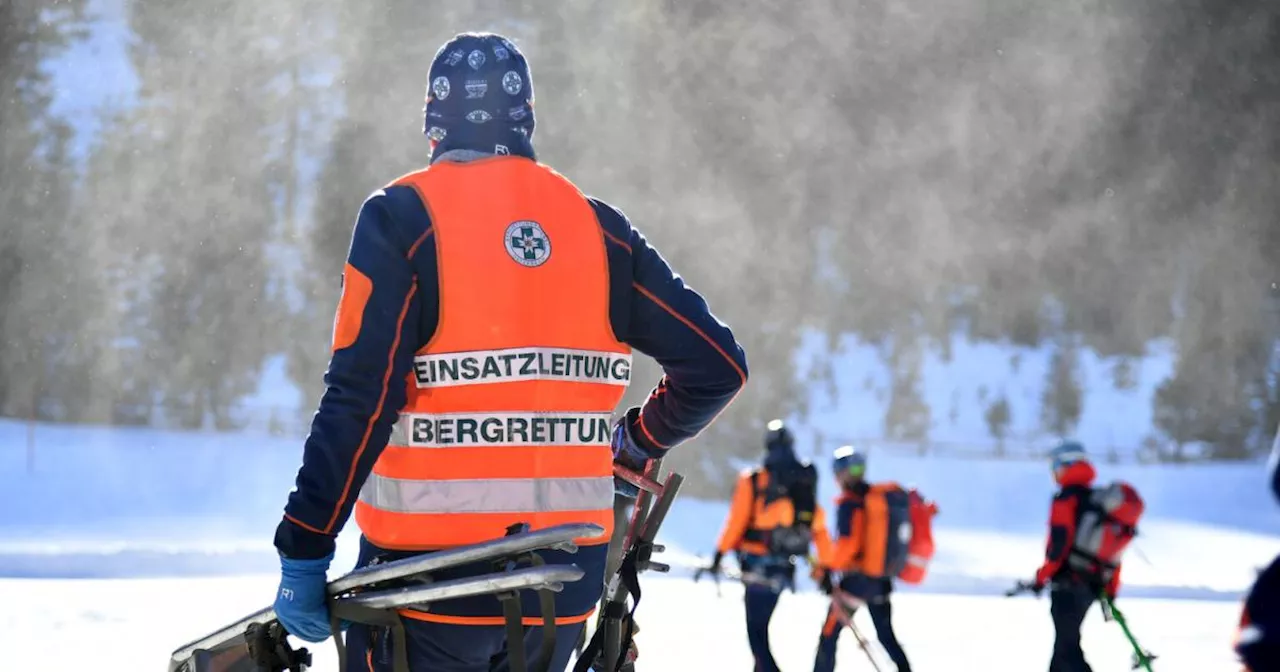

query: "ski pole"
left=692, top=564, right=722, bottom=597
left=692, top=564, right=784, bottom=596
left=842, top=610, right=883, bottom=672
left=1004, top=580, right=1040, bottom=598
left=1101, top=594, right=1157, bottom=672
left=830, top=587, right=884, bottom=672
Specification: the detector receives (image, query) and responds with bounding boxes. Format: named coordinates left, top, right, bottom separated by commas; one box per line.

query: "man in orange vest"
left=269, top=31, right=748, bottom=671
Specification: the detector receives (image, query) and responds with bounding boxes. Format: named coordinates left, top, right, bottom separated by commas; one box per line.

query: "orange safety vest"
left=353, top=155, right=630, bottom=552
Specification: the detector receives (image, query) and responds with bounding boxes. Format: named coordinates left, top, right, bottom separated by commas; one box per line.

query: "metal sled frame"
left=168, top=522, right=605, bottom=672
left=574, top=460, right=684, bottom=672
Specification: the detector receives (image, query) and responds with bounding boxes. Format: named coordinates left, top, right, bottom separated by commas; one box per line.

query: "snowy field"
left=2, top=418, right=1276, bottom=670
left=17, top=6, right=1276, bottom=670
left=0, top=575, right=1243, bottom=671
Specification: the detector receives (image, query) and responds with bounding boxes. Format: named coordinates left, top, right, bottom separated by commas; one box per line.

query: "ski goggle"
left=839, top=462, right=865, bottom=478
left=1051, top=455, right=1086, bottom=475
left=831, top=445, right=866, bottom=477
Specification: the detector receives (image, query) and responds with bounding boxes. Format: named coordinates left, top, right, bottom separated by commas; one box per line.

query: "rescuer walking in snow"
left=812, top=445, right=922, bottom=672
left=1014, top=441, right=1145, bottom=672
left=703, top=419, right=832, bottom=672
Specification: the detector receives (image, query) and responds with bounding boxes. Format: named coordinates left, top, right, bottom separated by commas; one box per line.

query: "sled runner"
left=575, top=460, right=684, bottom=672
left=168, top=521, right=604, bottom=672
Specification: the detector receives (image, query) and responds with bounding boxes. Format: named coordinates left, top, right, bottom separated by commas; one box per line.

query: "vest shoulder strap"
left=746, top=468, right=764, bottom=529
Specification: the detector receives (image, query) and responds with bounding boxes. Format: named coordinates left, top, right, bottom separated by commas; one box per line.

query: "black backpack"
left=749, top=463, right=818, bottom=557
left=880, top=485, right=912, bottom=578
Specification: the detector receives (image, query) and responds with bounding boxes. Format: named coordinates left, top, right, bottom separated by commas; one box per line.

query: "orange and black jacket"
left=1239, top=554, right=1280, bottom=671
left=1034, top=460, right=1121, bottom=596
left=716, top=468, right=832, bottom=564
left=826, top=481, right=903, bottom=577
left=272, top=141, right=748, bottom=616
left=1237, top=441, right=1280, bottom=670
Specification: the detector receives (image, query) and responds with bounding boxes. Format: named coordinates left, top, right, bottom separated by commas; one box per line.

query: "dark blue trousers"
left=738, top=553, right=795, bottom=672
left=345, top=618, right=586, bottom=672
left=1049, top=581, right=1095, bottom=672
left=744, top=583, right=783, bottom=672
left=813, top=574, right=910, bottom=672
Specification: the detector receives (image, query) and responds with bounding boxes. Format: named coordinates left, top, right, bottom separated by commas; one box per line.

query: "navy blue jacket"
left=275, top=146, right=748, bottom=562
left=1270, top=428, right=1280, bottom=506
left=1240, top=555, right=1280, bottom=670
left=1238, top=432, right=1280, bottom=669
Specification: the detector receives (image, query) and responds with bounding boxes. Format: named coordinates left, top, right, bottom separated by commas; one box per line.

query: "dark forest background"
left=3, top=0, right=1278, bottom=488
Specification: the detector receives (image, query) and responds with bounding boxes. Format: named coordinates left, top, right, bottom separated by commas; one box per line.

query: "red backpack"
left=1067, top=481, right=1144, bottom=581
left=897, top=488, right=938, bottom=585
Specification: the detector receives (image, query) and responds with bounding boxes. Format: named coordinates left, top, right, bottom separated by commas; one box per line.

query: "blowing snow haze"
left=3, top=0, right=1278, bottom=492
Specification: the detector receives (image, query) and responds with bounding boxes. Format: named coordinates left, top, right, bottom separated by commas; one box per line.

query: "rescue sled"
left=168, top=521, right=604, bottom=672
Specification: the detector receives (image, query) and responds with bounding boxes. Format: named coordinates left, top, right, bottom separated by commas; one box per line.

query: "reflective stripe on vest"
left=413, top=347, right=632, bottom=388
left=359, top=474, right=616, bottom=514
left=355, top=156, right=630, bottom=551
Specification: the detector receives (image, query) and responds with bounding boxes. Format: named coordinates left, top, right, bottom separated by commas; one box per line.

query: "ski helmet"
left=1049, top=441, right=1088, bottom=473
left=423, top=32, right=535, bottom=147
left=764, top=419, right=794, bottom=454
left=832, top=444, right=867, bottom=479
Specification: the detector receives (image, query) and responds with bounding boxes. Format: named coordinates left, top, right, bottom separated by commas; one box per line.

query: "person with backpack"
left=1021, top=441, right=1143, bottom=672
left=268, top=31, right=750, bottom=672
left=704, top=419, right=832, bottom=672
left=1236, top=427, right=1280, bottom=671
left=812, top=445, right=918, bottom=672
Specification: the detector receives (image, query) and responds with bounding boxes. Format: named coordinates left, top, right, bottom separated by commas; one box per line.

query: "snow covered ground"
left=6, top=418, right=1277, bottom=592
left=2, top=418, right=1275, bottom=670
left=21, top=8, right=1276, bottom=669
left=0, top=574, right=1243, bottom=671
left=664, top=453, right=1280, bottom=600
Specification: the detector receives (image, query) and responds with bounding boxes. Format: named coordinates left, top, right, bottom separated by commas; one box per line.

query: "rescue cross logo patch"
left=505, top=221, right=551, bottom=267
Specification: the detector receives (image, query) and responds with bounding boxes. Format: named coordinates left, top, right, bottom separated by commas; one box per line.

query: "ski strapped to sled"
left=575, top=460, right=684, bottom=672
left=168, top=522, right=604, bottom=672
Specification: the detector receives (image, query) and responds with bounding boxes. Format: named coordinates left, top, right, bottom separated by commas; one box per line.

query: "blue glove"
left=611, top=409, right=656, bottom=499
left=274, top=553, right=333, bottom=643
